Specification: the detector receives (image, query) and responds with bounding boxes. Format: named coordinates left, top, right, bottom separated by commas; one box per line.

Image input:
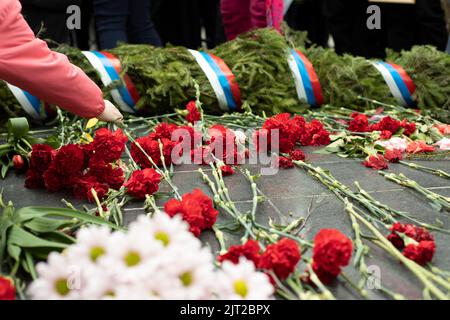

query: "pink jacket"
left=221, top=0, right=284, bottom=40
left=0, top=0, right=104, bottom=118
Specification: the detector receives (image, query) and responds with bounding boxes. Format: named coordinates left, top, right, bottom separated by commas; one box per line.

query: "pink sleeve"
left=250, top=0, right=284, bottom=32
left=221, top=0, right=252, bottom=40
left=0, top=0, right=105, bottom=118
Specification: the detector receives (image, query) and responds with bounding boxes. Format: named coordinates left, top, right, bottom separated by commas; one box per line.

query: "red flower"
left=124, top=168, right=161, bottom=200
left=186, top=101, right=201, bottom=124
left=131, top=136, right=175, bottom=168
left=400, top=119, right=416, bottom=136
left=384, top=149, right=403, bottom=163
left=218, top=240, right=261, bottom=265
left=12, top=155, right=25, bottom=170
left=90, top=128, right=127, bottom=162
left=387, top=222, right=434, bottom=250
left=379, top=130, right=393, bottom=140
left=164, top=189, right=218, bottom=237
left=300, top=120, right=331, bottom=146
left=220, top=165, right=235, bottom=176
left=363, top=154, right=389, bottom=170
left=275, top=156, right=294, bottom=169
left=149, top=122, right=179, bottom=141
left=403, top=241, right=435, bottom=265
left=435, top=124, right=450, bottom=135
left=348, top=113, right=369, bottom=132
left=289, top=149, right=305, bottom=161
left=258, top=238, right=301, bottom=280
left=406, top=141, right=435, bottom=154
left=73, top=176, right=109, bottom=202
left=88, top=160, right=125, bottom=190
left=43, top=166, right=68, bottom=192
left=53, top=144, right=86, bottom=175
left=370, top=116, right=401, bottom=134
left=0, top=276, right=15, bottom=300
left=259, top=113, right=301, bottom=153
left=25, top=169, right=44, bottom=189
left=29, top=144, right=55, bottom=173
left=312, top=229, right=353, bottom=284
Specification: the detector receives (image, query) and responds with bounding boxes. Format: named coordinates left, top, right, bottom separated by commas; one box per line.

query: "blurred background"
left=19, top=0, right=450, bottom=57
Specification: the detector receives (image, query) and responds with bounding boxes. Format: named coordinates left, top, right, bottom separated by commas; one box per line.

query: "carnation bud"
left=12, top=155, right=25, bottom=170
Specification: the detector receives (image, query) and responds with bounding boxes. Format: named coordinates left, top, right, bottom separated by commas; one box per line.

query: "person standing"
left=93, top=0, right=162, bottom=50
left=220, top=0, right=284, bottom=41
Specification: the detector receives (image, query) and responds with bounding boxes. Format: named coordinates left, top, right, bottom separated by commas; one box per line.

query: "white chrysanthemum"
left=128, top=214, right=199, bottom=251
left=28, top=252, right=84, bottom=300
left=215, top=258, right=274, bottom=300
left=159, top=247, right=216, bottom=300
left=66, top=226, right=112, bottom=266
left=98, top=231, right=160, bottom=283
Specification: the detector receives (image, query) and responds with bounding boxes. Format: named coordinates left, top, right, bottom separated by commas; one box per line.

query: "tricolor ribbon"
left=81, top=51, right=140, bottom=113
left=287, top=49, right=324, bottom=106
left=188, top=49, right=242, bottom=112
left=371, top=61, right=416, bottom=106
left=6, top=83, right=42, bottom=120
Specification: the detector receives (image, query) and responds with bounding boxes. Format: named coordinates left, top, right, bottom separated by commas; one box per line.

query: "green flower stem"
left=400, top=161, right=450, bottom=180
left=344, top=198, right=448, bottom=300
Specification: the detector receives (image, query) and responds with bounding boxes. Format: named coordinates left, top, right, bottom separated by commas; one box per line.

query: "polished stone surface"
left=1, top=146, right=449, bottom=300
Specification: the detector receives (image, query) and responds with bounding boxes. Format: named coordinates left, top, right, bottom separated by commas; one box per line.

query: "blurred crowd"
left=19, top=0, right=450, bottom=57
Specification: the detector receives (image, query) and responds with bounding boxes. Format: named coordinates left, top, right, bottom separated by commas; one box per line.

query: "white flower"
left=376, top=137, right=408, bottom=152
left=160, top=247, right=216, bottom=300
left=28, top=252, right=83, bottom=300
left=66, top=226, right=112, bottom=266
left=128, top=214, right=198, bottom=251
left=215, top=258, right=274, bottom=300
left=436, top=138, right=450, bottom=151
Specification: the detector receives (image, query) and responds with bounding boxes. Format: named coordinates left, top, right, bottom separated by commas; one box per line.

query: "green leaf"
left=15, top=207, right=122, bottom=230
left=8, top=225, right=69, bottom=249
left=7, top=244, right=21, bottom=261
left=23, top=217, right=74, bottom=233
left=7, top=118, right=29, bottom=140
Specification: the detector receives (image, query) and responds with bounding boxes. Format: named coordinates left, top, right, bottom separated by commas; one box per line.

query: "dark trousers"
left=93, top=0, right=162, bottom=50
left=324, top=0, right=448, bottom=58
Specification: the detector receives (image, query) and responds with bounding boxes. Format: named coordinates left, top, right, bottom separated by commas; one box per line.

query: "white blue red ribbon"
left=188, top=49, right=242, bottom=112
left=287, top=49, right=324, bottom=106
left=6, top=83, right=42, bottom=120
left=81, top=51, right=140, bottom=113
left=371, top=61, right=416, bottom=106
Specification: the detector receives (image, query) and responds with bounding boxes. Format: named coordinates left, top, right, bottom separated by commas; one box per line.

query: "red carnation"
left=370, top=116, right=401, bottom=134
left=363, top=154, right=389, bottom=170
left=406, top=141, right=435, bottom=154
left=379, top=130, right=393, bottom=140
left=73, top=176, right=109, bottom=202
left=29, top=144, right=55, bottom=173
left=43, top=166, right=68, bottom=192
left=289, top=149, right=305, bottom=161
left=384, top=149, right=403, bottom=163
left=164, top=189, right=218, bottom=237
left=312, top=229, right=353, bottom=284
left=348, top=113, right=369, bottom=132
left=90, top=128, right=127, bottom=162
left=0, top=276, right=15, bottom=300
left=258, top=238, right=301, bottom=280
left=400, top=119, right=416, bottom=136
left=403, top=241, right=435, bottom=265
left=260, top=113, right=301, bottom=153
left=387, top=222, right=434, bottom=250
left=300, top=120, right=330, bottom=146
left=88, top=160, right=125, bottom=190
left=275, top=156, right=294, bottom=169
left=124, top=168, right=161, bottom=200
left=186, top=101, right=201, bottom=124
left=12, top=155, right=25, bottom=170
left=53, top=144, right=86, bottom=175
left=25, top=169, right=44, bottom=189
left=218, top=240, right=261, bottom=265
left=131, top=136, right=175, bottom=168
left=149, top=122, right=179, bottom=141
left=220, top=165, right=235, bottom=176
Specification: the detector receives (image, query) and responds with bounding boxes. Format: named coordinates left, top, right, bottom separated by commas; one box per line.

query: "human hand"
left=97, top=100, right=123, bottom=123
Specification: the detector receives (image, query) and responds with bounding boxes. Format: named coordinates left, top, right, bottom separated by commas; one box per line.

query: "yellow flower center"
left=179, top=272, right=193, bottom=287
left=124, top=251, right=141, bottom=267
left=234, top=280, right=248, bottom=298
left=90, top=246, right=106, bottom=262
left=154, top=231, right=170, bottom=247
left=55, top=278, right=70, bottom=296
